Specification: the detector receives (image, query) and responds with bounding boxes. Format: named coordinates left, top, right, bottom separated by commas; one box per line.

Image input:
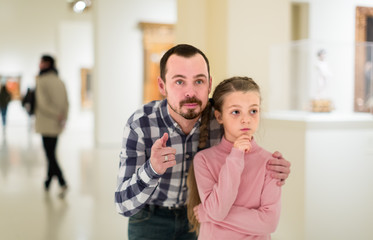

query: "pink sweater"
left=194, top=137, right=281, bottom=240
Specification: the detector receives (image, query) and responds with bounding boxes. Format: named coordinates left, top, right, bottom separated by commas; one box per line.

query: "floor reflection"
left=0, top=114, right=125, bottom=240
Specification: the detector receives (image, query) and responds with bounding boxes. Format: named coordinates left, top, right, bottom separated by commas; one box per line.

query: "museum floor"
left=0, top=103, right=126, bottom=240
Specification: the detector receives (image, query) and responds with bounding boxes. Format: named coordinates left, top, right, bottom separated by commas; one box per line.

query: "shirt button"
left=185, top=154, right=190, bottom=159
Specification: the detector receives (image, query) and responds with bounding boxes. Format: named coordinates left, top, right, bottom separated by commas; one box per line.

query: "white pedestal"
left=257, top=111, right=373, bottom=240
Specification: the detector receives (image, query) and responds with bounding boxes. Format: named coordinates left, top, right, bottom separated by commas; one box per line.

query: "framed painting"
left=139, top=22, right=174, bottom=103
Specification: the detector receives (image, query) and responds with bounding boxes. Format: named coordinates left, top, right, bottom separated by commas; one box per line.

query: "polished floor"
left=0, top=102, right=127, bottom=240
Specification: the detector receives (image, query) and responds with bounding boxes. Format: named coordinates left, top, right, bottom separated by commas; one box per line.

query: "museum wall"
left=93, top=0, right=176, bottom=147
left=0, top=0, right=93, bottom=127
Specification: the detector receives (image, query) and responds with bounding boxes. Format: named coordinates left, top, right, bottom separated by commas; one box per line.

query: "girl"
left=187, top=76, right=281, bottom=239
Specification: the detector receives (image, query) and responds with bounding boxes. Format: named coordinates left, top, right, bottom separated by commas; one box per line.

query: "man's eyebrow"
left=193, top=74, right=208, bottom=79
left=171, top=74, right=187, bottom=79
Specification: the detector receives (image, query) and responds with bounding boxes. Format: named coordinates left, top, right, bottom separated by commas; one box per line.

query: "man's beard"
left=168, top=96, right=203, bottom=120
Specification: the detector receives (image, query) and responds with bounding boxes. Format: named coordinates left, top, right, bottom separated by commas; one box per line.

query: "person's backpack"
left=22, top=88, right=36, bottom=115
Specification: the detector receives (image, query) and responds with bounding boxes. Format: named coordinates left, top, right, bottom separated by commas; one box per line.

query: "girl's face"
left=214, top=91, right=260, bottom=143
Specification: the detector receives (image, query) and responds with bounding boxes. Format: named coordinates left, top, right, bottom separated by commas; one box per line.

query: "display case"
left=268, top=40, right=373, bottom=114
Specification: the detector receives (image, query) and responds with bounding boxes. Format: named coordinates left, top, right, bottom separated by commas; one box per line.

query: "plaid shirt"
left=115, top=99, right=222, bottom=217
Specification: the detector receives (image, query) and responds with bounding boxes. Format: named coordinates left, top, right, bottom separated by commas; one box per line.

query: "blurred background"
left=0, top=0, right=373, bottom=239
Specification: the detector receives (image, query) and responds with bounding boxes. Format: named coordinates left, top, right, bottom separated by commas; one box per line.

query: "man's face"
left=39, top=60, right=49, bottom=70
left=159, top=54, right=211, bottom=122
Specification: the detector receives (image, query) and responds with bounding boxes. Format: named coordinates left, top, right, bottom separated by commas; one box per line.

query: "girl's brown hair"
left=187, top=76, right=260, bottom=234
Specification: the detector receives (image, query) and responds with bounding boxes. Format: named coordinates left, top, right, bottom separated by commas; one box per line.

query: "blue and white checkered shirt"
left=115, top=99, right=222, bottom=217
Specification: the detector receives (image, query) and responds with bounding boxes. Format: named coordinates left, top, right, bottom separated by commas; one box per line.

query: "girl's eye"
left=250, top=109, right=258, bottom=114
left=232, top=110, right=240, bottom=115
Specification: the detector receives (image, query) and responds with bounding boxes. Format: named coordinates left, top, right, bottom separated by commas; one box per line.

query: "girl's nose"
left=241, top=115, right=250, bottom=123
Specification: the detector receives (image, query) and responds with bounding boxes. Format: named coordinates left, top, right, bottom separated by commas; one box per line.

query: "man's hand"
left=150, top=133, right=176, bottom=175
left=267, top=151, right=291, bottom=186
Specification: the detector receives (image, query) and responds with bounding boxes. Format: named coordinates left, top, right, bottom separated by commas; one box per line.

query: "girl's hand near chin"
left=233, top=134, right=252, bottom=153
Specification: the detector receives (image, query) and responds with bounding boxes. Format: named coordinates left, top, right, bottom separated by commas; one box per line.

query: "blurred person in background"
left=0, top=83, right=11, bottom=135
left=35, top=55, right=69, bottom=198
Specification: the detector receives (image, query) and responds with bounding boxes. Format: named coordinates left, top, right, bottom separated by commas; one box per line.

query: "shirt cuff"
left=137, top=160, right=161, bottom=187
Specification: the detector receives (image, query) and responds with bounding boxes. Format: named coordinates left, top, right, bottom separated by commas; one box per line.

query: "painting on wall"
left=355, top=6, right=373, bottom=113
left=81, top=68, right=92, bottom=109
left=1, top=75, right=21, bottom=100
left=139, top=22, right=174, bottom=103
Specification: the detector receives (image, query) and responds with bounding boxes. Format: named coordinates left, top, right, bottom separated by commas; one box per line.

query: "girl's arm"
left=194, top=148, right=245, bottom=221
left=197, top=168, right=281, bottom=235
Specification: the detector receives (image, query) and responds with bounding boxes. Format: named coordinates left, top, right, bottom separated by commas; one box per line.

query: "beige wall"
left=176, top=0, right=291, bottom=109
left=176, top=0, right=229, bottom=92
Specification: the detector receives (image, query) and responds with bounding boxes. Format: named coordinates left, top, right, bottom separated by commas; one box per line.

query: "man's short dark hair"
left=159, top=44, right=210, bottom=81
left=41, top=55, right=56, bottom=69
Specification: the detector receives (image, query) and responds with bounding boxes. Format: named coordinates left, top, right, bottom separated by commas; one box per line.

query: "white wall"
left=226, top=0, right=291, bottom=111
left=93, top=0, right=177, bottom=147
left=58, top=21, right=94, bottom=130
left=0, top=0, right=92, bottom=127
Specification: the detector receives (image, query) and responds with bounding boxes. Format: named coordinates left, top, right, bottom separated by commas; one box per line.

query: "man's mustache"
left=179, top=97, right=202, bottom=107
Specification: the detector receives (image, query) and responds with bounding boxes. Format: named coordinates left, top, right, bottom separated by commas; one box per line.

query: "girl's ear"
left=158, top=77, right=166, bottom=97
left=214, top=110, right=223, bottom=124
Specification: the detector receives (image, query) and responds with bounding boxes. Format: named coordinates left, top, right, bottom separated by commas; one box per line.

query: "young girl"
left=187, top=76, right=281, bottom=239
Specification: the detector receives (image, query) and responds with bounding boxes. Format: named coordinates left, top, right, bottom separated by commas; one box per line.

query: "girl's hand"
left=233, top=134, right=252, bottom=153
left=193, top=206, right=200, bottom=223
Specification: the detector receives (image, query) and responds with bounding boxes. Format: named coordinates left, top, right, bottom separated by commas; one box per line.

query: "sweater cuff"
left=198, top=204, right=208, bottom=223
left=229, top=147, right=245, bottom=168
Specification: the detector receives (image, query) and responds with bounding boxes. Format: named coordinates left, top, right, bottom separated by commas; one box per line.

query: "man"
left=115, top=44, right=291, bottom=239
left=35, top=55, right=69, bottom=198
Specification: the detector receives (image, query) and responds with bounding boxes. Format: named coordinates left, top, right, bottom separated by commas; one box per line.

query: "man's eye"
left=196, top=80, right=203, bottom=84
left=176, top=80, right=183, bottom=85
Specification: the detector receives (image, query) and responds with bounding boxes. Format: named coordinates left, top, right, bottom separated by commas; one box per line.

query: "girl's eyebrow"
left=227, top=103, right=259, bottom=108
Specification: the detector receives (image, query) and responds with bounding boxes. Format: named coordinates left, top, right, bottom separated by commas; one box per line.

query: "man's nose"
left=184, top=85, right=196, bottom=98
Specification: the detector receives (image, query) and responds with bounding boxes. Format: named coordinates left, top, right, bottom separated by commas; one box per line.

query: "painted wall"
left=226, top=0, right=291, bottom=111
left=176, top=0, right=229, bottom=91
left=0, top=0, right=93, bottom=128
left=177, top=0, right=291, bottom=110
left=93, top=0, right=177, bottom=147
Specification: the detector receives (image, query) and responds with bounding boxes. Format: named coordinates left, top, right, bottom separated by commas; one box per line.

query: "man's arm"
left=267, top=151, right=291, bottom=186
left=115, top=124, right=160, bottom=217
left=115, top=128, right=176, bottom=217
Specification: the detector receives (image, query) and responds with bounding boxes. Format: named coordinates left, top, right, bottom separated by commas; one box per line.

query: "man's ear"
left=214, top=110, right=223, bottom=124
left=158, top=77, right=166, bottom=97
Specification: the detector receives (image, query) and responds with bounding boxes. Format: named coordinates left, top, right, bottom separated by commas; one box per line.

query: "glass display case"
left=268, top=40, right=373, bottom=114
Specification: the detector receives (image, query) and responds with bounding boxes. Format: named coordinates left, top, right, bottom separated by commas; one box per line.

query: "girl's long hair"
left=187, top=76, right=260, bottom=234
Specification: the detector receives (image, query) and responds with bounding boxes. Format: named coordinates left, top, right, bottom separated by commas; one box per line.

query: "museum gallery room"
left=0, top=0, right=372, bottom=240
